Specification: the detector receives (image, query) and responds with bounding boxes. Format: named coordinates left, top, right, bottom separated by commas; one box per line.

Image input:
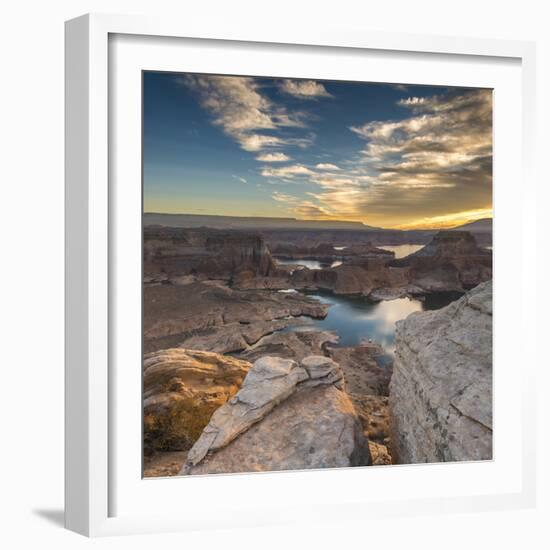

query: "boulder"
left=181, top=355, right=370, bottom=474
left=143, top=348, right=252, bottom=454
left=389, top=281, right=492, bottom=463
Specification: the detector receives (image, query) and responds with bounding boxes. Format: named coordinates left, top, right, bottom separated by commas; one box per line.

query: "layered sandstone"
left=389, top=281, right=492, bottom=463
left=143, top=281, right=328, bottom=353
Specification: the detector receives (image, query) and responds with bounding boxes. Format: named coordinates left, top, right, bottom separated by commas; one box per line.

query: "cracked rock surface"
left=389, top=281, right=492, bottom=463
left=180, top=355, right=370, bottom=474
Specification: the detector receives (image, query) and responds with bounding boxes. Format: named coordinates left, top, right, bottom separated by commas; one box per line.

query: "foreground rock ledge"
left=180, top=355, right=371, bottom=475
left=143, top=349, right=252, bottom=454
left=389, top=280, right=492, bottom=464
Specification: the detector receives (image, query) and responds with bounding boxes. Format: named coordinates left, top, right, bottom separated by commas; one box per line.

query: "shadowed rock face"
left=144, top=226, right=279, bottom=282
left=392, top=231, right=492, bottom=292
left=389, top=281, right=492, bottom=464
left=181, top=356, right=371, bottom=475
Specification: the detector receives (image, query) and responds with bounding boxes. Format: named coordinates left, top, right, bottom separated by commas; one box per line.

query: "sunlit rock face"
left=389, top=281, right=492, bottom=464
left=180, top=355, right=371, bottom=474
left=143, top=349, right=252, bottom=455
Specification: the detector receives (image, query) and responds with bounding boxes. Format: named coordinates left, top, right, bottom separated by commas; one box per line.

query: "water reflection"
left=379, top=244, right=424, bottom=259
left=287, top=291, right=462, bottom=355
left=275, top=258, right=333, bottom=270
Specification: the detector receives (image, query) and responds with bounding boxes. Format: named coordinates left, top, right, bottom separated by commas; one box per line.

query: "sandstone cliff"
left=392, top=230, right=492, bottom=292
left=181, top=355, right=371, bottom=474
left=144, top=226, right=282, bottom=284
left=289, top=231, right=491, bottom=296
left=389, top=281, right=492, bottom=463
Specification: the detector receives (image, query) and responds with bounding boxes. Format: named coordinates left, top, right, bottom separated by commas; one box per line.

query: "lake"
left=378, top=244, right=425, bottom=259
left=285, top=290, right=463, bottom=358
left=275, top=258, right=342, bottom=270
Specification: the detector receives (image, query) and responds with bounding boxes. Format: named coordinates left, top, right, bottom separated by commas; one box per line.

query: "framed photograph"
left=65, top=13, right=537, bottom=536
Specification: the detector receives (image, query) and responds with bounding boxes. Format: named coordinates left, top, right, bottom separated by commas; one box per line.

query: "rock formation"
left=289, top=231, right=491, bottom=297
left=389, top=281, right=492, bottom=463
left=143, top=348, right=252, bottom=455
left=391, top=230, right=492, bottom=292
left=180, top=355, right=371, bottom=474
left=144, top=226, right=284, bottom=285
left=235, top=329, right=339, bottom=363
left=143, top=281, right=328, bottom=353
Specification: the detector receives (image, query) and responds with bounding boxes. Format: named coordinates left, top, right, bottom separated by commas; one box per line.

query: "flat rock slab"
left=181, top=355, right=369, bottom=474
left=186, top=384, right=369, bottom=474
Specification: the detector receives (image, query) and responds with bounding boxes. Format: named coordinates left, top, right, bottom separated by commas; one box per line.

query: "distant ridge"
left=144, top=212, right=381, bottom=230
left=451, top=218, right=492, bottom=233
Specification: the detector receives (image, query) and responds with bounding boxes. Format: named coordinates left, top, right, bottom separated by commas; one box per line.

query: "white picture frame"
left=65, top=13, right=537, bottom=537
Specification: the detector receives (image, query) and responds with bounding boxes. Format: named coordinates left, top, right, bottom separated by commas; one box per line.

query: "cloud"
left=272, top=191, right=300, bottom=204
left=279, top=79, right=333, bottom=99
left=182, top=75, right=309, bottom=152
left=293, top=203, right=333, bottom=218
left=238, top=134, right=285, bottom=152
left=394, top=208, right=493, bottom=230
left=392, top=84, right=409, bottom=92
left=232, top=175, right=247, bottom=184
left=256, top=152, right=291, bottom=162
left=339, top=89, right=493, bottom=225
left=266, top=89, right=492, bottom=227
left=272, top=191, right=332, bottom=219
left=261, top=164, right=315, bottom=179
left=315, top=163, right=340, bottom=171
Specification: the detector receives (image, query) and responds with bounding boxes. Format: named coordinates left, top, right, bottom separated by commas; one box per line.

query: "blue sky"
left=143, top=72, right=492, bottom=229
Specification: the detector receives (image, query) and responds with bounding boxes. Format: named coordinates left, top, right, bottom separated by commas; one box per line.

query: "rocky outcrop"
left=144, top=226, right=283, bottom=284
left=143, top=281, right=328, bottom=353
left=289, top=231, right=491, bottom=297
left=180, top=356, right=371, bottom=474
left=143, top=348, right=252, bottom=454
left=235, top=329, right=339, bottom=363
left=389, top=281, right=492, bottom=464
left=175, top=318, right=308, bottom=355
left=271, top=242, right=393, bottom=264
left=392, top=231, right=492, bottom=292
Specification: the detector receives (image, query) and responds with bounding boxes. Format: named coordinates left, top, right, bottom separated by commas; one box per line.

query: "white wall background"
left=0, top=1, right=547, bottom=548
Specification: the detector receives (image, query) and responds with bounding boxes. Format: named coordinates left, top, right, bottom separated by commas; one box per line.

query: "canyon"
left=143, top=220, right=492, bottom=476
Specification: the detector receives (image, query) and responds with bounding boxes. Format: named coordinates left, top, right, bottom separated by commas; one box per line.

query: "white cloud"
left=232, top=175, right=247, bottom=184
left=238, top=134, right=285, bottom=152
left=272, top=191, right=300, bottom=204
left=261, top=164, right=315, bottom=179
left=256, top=152, right=291, bottom=162
left=265, top=89, right=492, bottom=227
left=279, top=79, right=333, bottom=99
left=182, top=75, right=308, bottom=153
left=315, top=163, right=340, bottom=171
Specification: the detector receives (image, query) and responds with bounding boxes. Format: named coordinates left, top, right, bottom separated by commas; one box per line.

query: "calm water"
left=275, top=258, right=342, bottom=270
left=286, top=290, right=462, bottom=357
left=378, top=244, right=425, bottom=259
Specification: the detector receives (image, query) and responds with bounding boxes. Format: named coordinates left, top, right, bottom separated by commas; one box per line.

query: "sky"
left=143, top=72, right=492, bottom=229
